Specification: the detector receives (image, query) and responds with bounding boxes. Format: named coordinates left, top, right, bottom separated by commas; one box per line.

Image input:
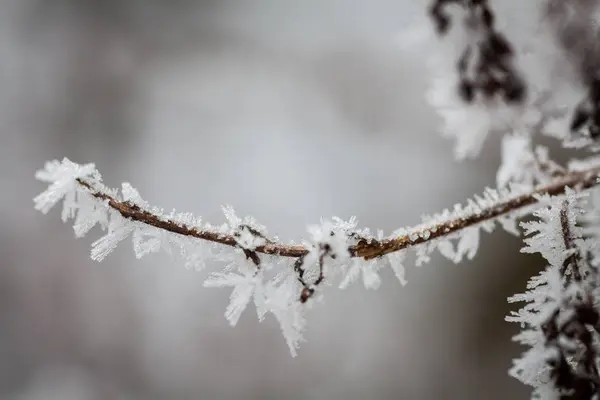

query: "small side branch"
left=559, top=203, right=583, bottom=282
left=75, top=164, right=600, bottom=261
left=543, top=201, right=600, bottom=398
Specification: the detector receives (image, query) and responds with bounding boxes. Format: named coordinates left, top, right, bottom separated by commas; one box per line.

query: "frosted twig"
left=73, top=163, right=600, bottom=261
left=507, top=192, right=600, bottom=396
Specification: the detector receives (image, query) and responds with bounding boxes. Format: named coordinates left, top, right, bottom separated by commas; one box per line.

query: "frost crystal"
left=33, top=158, right=98, bottom=215
left=388, top=250, right=408, bottom=286
left=339, top=259, right=383, bottom=290
left=91, top=211, right=135, bottom=262
left=204, top=263, right=264, bottom=326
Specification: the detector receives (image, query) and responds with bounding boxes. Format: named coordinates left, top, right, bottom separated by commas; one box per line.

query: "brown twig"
left=560, top=202, right=583, bottom=282
left=75, top=164, right=600, bottom=262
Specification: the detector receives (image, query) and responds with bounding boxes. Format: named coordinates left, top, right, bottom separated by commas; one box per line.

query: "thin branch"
left=75, top=164, right=600, bottom=261
left=560, top=201, right=583, bottom=282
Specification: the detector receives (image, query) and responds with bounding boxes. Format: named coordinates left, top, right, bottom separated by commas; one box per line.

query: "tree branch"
left=75, top=164, right=600, bottom=261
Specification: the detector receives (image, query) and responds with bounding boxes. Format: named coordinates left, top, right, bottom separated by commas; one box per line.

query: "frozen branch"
left=32, top=156, right=600, bottom=357
left=71, top=162, right=600, bottom=261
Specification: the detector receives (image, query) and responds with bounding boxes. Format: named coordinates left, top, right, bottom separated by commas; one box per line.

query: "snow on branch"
left=33, top=157, right=600, bottom=356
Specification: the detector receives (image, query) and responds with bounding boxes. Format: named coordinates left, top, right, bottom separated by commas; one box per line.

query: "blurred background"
left=0, top=0, right=544, bottom=398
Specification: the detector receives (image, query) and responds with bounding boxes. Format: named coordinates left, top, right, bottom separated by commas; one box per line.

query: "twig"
left=560, top=202, right=583, bottom=282
left=75, top=164, right=600, bottom=261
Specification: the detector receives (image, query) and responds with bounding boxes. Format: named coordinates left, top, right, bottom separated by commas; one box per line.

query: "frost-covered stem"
left=75, top=178, right=306, bottom=257
left=75, top=165, right=600, bottom=261
left=544, top=202, right=600, bottom=399
left=560, top=203, right=583, bottom=282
